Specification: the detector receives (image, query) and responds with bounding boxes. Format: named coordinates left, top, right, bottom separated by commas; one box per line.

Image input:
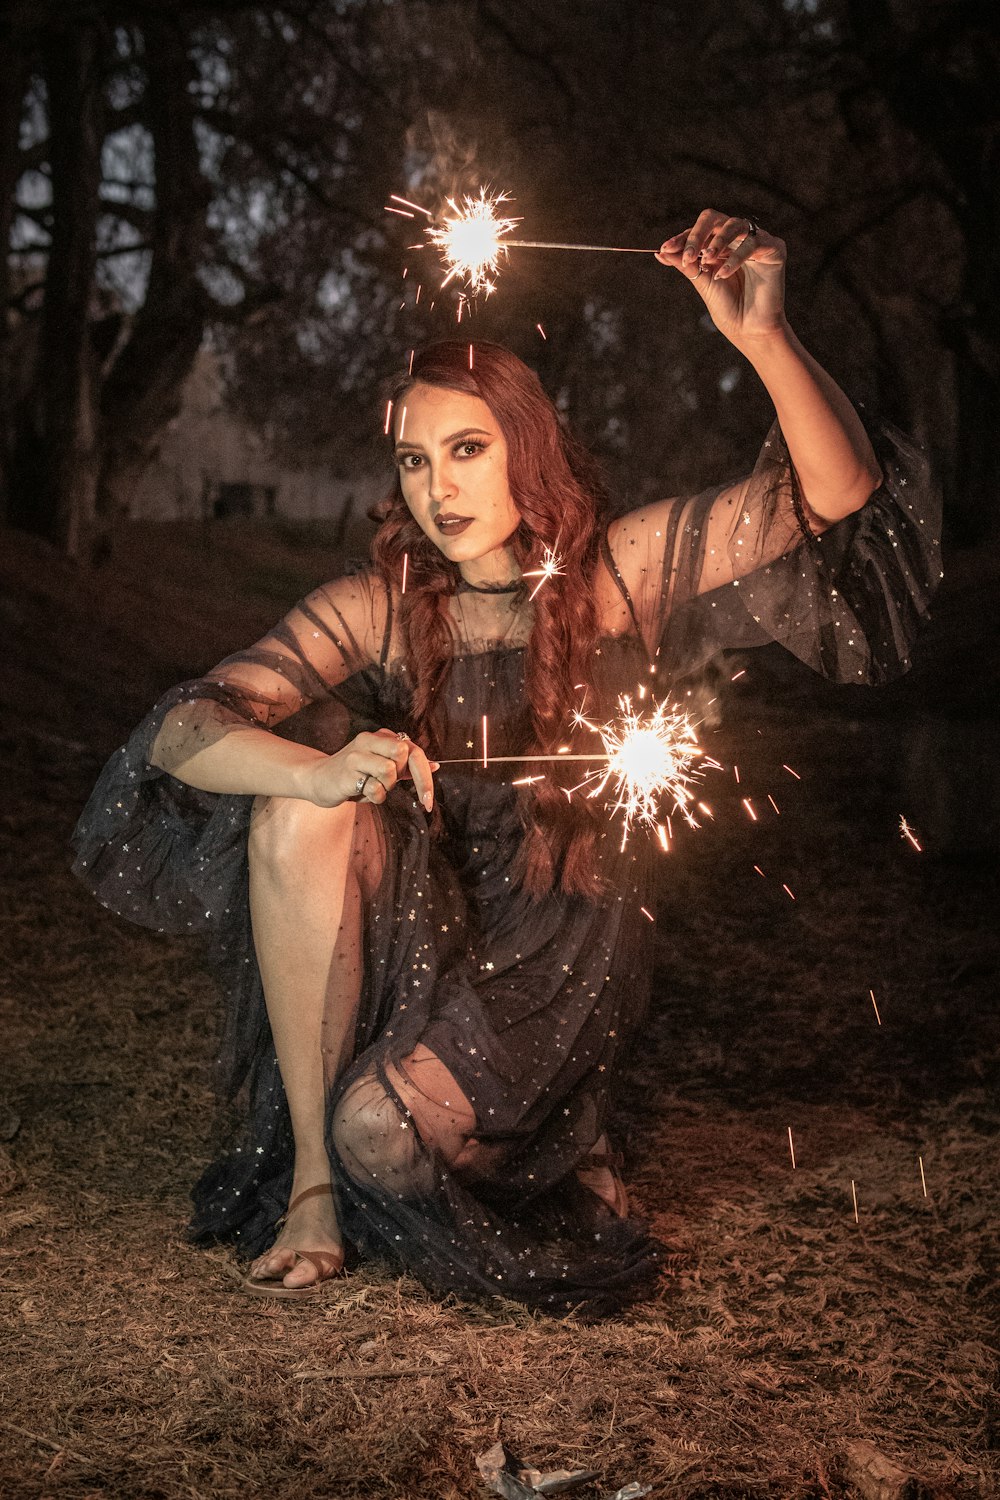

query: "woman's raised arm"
left=656, top=209, right=881, bottom=520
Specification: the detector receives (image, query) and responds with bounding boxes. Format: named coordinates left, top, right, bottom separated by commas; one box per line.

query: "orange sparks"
left=782, top=764, right=801, bottom=780
left=512, top=774, right=542, bottom=786
left=482, top=714, right=488, bottom=768
left=787, top=1127, right=796, bottom=1169
left=383, top=399, right=393, bottom=436
left=640, top=906, right=655, bottom=922
left=741, top=798, right=757, bottom=822
left=851, top=1179, right=859, bottom=1223
left=408, top=348, right=415, bottom=374
left=767, top=794, right=780, bottom=815
left=469, top=343, right=474, bottom=369
left=731, top=669, right=747, bottom=682
left=753, top=865, right=765, bottom=877
left=385, top=204, right=415, bottom=218
left=918, top=1155, right=927, bottom=1197
left=537, top=323, right=547, bottom=339
left=657, top=825, right=669, bottom=852
left=401, top=553, right=408, bottom=595
left=390, top=193, right=432, bottom=217
left=782, top=883, right=796, bottom=901
left=899, top=815, right=923, bottom=852
left=415, top=283, right=422, bottom=303
left=697, top=801, right=714, bottom=820
left=733, top=765, right=740, bottom=784
left=869, top=988, right=882, bottom=1025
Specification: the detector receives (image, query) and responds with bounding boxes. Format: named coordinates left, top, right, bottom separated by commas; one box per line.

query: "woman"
left=73, top=211, right=939, bottom=1313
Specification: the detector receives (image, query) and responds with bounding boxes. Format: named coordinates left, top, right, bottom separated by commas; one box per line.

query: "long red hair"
left=371, top=340, right=610, bottom=898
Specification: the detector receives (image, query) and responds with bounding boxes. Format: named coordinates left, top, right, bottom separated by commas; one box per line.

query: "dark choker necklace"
left=458, top=576, right=524, bottom=595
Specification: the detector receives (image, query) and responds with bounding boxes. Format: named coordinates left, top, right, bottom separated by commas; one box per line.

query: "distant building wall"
left=131, top=350, right=384, bottom=522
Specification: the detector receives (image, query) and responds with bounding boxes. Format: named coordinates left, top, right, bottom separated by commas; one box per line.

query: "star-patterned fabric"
left=72, top=419, right=940, bottom=1314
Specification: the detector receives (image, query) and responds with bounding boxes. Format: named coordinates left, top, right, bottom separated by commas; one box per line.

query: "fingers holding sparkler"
left=656, top=208, right=787, bottom=344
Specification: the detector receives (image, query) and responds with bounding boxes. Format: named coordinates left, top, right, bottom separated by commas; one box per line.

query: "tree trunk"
left=8, top=22, right=105, bottom=554
left=96, top=15, right=210, bottom=541
left=0, top=23, right=31, bottom=525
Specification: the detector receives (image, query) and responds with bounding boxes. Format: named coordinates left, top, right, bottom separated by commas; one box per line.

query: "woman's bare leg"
left=245, top=794, right=367, bottom=1287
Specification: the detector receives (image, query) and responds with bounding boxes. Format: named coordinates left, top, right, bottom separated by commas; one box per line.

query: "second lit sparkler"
left=439, top=692, right=707, bottom=849
left=387, top=188, right=657, bottom=297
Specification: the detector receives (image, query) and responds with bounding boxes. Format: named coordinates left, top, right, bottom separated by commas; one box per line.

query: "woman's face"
left=393, top=383, right=521, bottom=584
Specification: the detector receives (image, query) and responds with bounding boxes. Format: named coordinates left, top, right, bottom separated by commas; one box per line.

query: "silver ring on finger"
left=744, top=218, right=759, bottom=238
left=355, top=772, right=372, bottom=795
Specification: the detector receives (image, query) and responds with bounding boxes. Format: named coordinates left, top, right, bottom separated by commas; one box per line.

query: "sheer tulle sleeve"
left=607, top=419, right=942, bottom=684
left=71, top=569, right=390, bottom=934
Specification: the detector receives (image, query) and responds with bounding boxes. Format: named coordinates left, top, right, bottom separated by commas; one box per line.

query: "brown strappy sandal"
left=575, top=1147, right=629, bottom=1220
left=241, top=1183, right=344, bottom=1299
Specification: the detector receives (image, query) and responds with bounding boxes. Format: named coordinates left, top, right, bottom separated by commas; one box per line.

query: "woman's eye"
left=400, top=454, right=422, bottom=469
left=458, top=441, right=484, bottom=457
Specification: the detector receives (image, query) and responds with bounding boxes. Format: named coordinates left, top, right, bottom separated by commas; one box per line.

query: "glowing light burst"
left=427, top=189, right=521, bottom=295
left=523, top=545, right=565, bottom=601
left=580, top=694, right=705, bottom=848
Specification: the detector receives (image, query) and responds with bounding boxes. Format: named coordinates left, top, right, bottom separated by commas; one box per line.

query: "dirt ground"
left=1, top=520, right=997, bottom=1500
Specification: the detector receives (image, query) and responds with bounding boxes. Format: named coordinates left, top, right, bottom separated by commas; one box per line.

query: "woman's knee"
left=330, top=1075, right=432, bottom=1194
left=248, top=794, right=356, bottom=878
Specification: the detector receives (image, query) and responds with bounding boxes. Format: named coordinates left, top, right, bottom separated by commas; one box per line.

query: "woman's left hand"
left=656, top=209, right=787, bottom=345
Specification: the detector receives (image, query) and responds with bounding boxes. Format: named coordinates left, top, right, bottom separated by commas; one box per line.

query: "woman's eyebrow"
left=394, top=426, right=493, bottom=454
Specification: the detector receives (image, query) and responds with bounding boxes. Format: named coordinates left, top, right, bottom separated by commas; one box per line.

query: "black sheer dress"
left=72, top=424, right=940, bottom=1314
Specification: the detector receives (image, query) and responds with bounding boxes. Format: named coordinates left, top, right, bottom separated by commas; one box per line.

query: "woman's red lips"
left=435, top=514, right=473, bottom=535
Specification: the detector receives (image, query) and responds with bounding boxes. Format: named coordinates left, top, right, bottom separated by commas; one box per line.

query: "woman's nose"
left=428, top=461, right=457, bottom=504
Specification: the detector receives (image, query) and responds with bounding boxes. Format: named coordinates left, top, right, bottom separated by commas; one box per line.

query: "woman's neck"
left=458, top=546, right=521, bottom=592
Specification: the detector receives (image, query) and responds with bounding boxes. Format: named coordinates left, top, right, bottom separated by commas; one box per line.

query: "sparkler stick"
left=505, top=239, right=656, bottom=254
left=868, top=988, right=882, bottom=1025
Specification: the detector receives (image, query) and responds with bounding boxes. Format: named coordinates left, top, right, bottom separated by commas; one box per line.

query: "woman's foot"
left=244, top=1182, right=345, bottom=1294
left=575, top=1136, right=629, bottom=1219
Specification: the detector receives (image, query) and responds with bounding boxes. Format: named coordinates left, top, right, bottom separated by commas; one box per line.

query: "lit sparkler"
left=581, top=694, right=704, bottom=846
left=427, top=189, right=522, bottom=295
left=438, top=693, right=706, bottom=848
left=392, top=187, right=658, bottom=296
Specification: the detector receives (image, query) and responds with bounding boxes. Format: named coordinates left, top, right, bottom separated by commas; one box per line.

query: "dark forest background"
left=2, top=0, right=998, bottom=562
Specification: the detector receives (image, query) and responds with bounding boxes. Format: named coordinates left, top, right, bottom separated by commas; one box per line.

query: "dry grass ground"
left=1, top=522, right=997, bottom=1500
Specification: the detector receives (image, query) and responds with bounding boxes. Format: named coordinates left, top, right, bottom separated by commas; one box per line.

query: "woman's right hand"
left=305, top=729, right=438, bottom=812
